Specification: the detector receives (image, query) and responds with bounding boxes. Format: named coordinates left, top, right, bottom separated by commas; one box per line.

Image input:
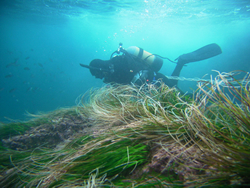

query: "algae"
left=0, top=71, right=250, bottom=187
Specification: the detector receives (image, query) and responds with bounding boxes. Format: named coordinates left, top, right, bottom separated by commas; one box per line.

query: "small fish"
left=6, top=63, right=14, bottom=68
left=6, top=59, right=19, bottom=68
left=38, top=63, right=43, bottom=68
left=23, top=81, right=30, bottom=84
left=5, top=74, right=13, bottom=78
left=0, top=88, right=4, bottom=92
left=24, top=67, right=30, bottom=70
left=9, top=88, right=16, bottom=93
left=26, top=87, right=33, bottom=92
left=33, top=87, right=40, bottom=91
left=25, top=56, right=30, bottom=60
left=6, top=50, right=13, bottom=54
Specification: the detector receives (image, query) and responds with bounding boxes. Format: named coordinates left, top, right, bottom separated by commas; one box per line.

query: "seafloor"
left=1, top=72, right=250, bottom=187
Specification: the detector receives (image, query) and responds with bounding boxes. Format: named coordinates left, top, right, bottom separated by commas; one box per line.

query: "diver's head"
left=89, top=59, right=110, bottom=79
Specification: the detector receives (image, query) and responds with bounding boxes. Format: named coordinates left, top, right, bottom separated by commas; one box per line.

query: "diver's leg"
left=155, top=72, right=173, bottom=87
left=169, top=63, right=184, bottom=87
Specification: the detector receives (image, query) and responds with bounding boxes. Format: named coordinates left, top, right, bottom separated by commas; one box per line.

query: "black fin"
left=178, top=43, right=222, bottom=64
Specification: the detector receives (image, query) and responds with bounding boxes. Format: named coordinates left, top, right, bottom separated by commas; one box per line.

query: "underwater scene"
left=0, top=0, right=250, bottom=187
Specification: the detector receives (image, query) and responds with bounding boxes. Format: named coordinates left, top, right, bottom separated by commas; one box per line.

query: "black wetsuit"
left=103, top=55, right=141, bottom=84
left=103, top=54, right=179, bottom=87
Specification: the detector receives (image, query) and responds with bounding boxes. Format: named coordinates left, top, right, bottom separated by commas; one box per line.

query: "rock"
left=2, top=115, right=93, bottom=150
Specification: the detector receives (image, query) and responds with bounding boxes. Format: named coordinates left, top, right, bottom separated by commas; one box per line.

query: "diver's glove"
left=131, top=70, right=149, bottom=86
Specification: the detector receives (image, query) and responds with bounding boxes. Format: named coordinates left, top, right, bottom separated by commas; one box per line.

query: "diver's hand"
left=131, top=70, right=148, bottom=86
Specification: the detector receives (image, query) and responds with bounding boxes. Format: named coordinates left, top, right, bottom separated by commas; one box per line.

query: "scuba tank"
left=110, top=43, right=163, bottom=72
left=126, top=46, right=163, bottom=72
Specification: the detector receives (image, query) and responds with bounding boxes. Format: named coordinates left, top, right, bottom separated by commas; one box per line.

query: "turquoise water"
left=0, top=0, right=250, bottom=122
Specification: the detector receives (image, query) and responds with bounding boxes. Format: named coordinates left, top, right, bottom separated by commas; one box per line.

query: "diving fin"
left=177, top=43, right=222, bottom=64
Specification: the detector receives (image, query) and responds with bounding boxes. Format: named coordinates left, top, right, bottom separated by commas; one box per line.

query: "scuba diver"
left=80, top=43, right=222, bottom=87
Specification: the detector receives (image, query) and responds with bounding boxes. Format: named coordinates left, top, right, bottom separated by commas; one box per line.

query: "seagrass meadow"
left=0, top=71, right=250, bottom=187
